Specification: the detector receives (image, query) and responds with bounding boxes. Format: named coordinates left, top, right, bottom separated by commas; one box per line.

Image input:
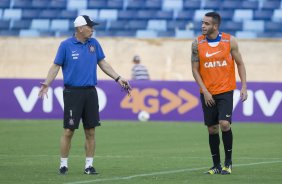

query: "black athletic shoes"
left=84, top=166, right=98, bottom=175
left=221, top=161, right=232, bottom=175
left=59, top=166, right=68, bottom=175
left=205, top=164, right=222, bottom=174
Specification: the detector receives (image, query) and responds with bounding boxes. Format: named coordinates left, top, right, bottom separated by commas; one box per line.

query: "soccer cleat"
left=221, top=161, right=232, bottom=175
left=84, top=166, right=98, bottom=175
left=59, top=166, right=68, bottom=175
left=205, top=165, right=222, bottom=175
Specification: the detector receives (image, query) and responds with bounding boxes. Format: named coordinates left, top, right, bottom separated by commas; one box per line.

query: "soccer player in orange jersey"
left=191, top=12, right=248, bottom=175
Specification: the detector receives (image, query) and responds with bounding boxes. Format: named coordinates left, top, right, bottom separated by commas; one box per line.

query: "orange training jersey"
left=197, top=32, right=236, bottom=95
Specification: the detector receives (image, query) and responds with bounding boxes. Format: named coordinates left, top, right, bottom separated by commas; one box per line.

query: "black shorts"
left=200, top=91, right=233, bottom=126
left=63, top=86, right=101, bottom=130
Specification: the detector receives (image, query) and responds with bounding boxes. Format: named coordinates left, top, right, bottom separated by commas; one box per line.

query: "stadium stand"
left=0, top=0, right=281, bottom=38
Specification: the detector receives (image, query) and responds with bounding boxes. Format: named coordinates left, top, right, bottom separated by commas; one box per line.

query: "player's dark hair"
left=205, top=12, right=221, bottom=27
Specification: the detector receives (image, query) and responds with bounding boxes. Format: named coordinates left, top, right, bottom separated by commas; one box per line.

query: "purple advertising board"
left=0, top=79, right=281, bottom=123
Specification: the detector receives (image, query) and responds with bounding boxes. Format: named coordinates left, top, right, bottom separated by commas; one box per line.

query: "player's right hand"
left=203, top=91, right=215, bottom=107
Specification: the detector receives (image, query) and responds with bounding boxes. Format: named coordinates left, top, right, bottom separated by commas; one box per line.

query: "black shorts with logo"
left=63, top=86, right=100, bottom=129
left=200, top=90, right=233, bottom=126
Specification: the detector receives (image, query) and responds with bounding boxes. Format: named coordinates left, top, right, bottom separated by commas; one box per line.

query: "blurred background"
left=0, top=1, right=282, bottom=183
left=0, top=0, right=281, bottom=121
left=0, top=0, right=281, bottom=80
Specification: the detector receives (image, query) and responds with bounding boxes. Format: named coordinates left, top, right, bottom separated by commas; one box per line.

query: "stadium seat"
left=147, top=20, right=167, bottom=31
left=190, top=21, right=202, bottom=32
left=217, top=10, right=234, bottom=20
left=202, top=0, right=221, bottom=10
left=126, top=0, right=146, bottom=10
left=31, top=19, right=50, bottom=30
left=88, top=0, right=107, bottom=9
left=114, top=30, right=136, bottom=37
left=13, top=0, right=31, bottom=9
left=243, top=20, right=264, bottom=32
left=264, top=21, right=282, bottom=32
left=99, top=9, right=118, bottom=21
left=155, top=10, right=173, bottom=20
left=38, top=10, right=60, bottom=19
left=136, top=30, right=157, bottom=38
left=127, top=20, right=148, bottom=30
left=78, top=9, right=98, bottom=20
left=49, top=0, right=67, bottom=9
left=118, top=10, right=137, bottom=20
left=0, top=0, right=281, bottom=38
left=158, top=30, right=175, bottom=37
left=3, top=9, right=21, bottom=20
left=183, top=0, right=201, bottom=10
left=241, top=1, right=259, bottom=10
left=257, top=32, right=282, bottom=38
left=272, top=9, right=282, bottom=22
left=55, top=30, right=73, bottom=37
left=194, top=9, right=213, bottom=22
left=221, top=1, right=241, bottom=10
left=0, top=0, right=10, bottom=8
left=59, top=10, right=77, bottom=20
left=137, top=10, right=156, bottom=20
left=167, top=20, right=187, bottom=31
left=235, top=31, right=257, bottom=39
left=19, top=29, right=40, bottom=37
left=11, top=20, right=31, bottom=30
left=39, top=30, right=55, bottom=37
left=21, top=9, right=41, bottom=19
left=175, top=30, right=194, bottom=38
left=96, top=31, right=115, bottom=37
left=107, top=0, right=123, bottom=10
left=31, top=0, right=50, bottom=9
left=0, top=20, right=10, bottom=29
left=233, top=9, right=253, bottom=22
left=176, top=11, right=194, bottom=21
left=162, top=0, right=183, bottom=11
left=94, top=20, right=107, bottom=30
left=145, top=0, right=162, bottom=10
left=0, top=30, right=19, bottom=36
left=220, top=21, right=242, bottom=32
left=261, top=1, right=281, bottom=10
left=67, top=0, right=87, bottom=10
left=50, top=19, right=69, bottom=31
left=109, top=20, right=127, bottom=30
left=253, top=10, right=273, bottom=20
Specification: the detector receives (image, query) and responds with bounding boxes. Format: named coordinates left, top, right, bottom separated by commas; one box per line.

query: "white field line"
left=65, top=160, right=282, bottom=184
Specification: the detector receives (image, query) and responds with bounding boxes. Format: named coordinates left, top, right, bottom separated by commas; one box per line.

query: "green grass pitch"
left=0, top=120, right=281, bottom=184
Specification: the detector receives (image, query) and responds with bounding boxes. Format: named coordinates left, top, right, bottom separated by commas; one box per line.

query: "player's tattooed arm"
left=191, top=39, right=199, bottom=62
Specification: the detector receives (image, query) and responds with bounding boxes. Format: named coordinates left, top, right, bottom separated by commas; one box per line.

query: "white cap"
left=73, top=15, right=98, bottom=27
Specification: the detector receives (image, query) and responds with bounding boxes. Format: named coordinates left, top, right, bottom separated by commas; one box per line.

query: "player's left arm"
left=230, top=36, right=248, bottom=102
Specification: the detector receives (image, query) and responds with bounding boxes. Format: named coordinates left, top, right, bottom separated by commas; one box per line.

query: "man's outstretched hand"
left=118, top=77, right=132, bottom=96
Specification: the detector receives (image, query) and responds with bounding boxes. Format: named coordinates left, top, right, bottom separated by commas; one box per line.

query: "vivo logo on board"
left=12, top=86, right=282, bottom=118
left=13, top=86, right=107, bottom=113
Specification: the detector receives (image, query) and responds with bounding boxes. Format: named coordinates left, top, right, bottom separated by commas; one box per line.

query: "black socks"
left=209, top=129, right=233, bottom=166
left=222, top=129, right=233, bottom=163
left=209, top=133, right=221, bottom=166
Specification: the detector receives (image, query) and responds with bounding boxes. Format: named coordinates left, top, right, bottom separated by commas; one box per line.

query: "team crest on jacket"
left=89, top=45, right=95, bottom=53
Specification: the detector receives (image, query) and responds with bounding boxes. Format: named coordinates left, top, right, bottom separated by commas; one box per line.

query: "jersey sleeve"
left=95, top=40, right=105, bottom=62
left=54, top=42, right=66, bottom=66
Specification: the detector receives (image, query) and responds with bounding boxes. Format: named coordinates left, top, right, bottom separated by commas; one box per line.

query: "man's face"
left=81, top=25, right=94, bottom=38
left=201, top=16, right=216, bottom=35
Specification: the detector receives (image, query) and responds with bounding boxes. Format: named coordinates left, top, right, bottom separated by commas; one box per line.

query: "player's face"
left=201, top=16, right=216, bottom=35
